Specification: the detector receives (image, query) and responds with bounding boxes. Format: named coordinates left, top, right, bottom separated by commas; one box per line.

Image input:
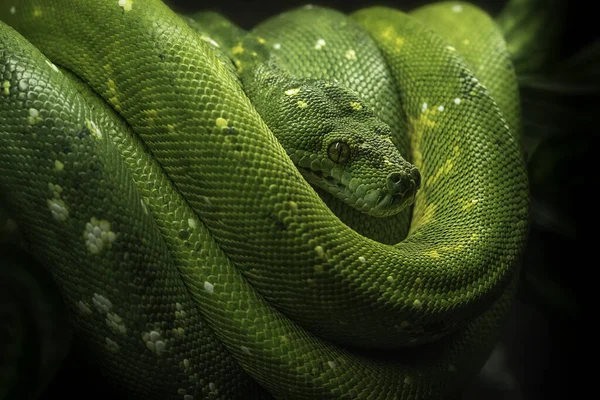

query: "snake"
left=0, top=0, right=530, bottom=399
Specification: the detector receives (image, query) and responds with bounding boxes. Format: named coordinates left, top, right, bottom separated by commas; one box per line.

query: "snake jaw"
left=299, top=164, right=418, bottom=217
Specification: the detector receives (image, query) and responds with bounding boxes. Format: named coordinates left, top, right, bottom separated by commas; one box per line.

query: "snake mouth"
left=300, top=168, right=415, bottom=217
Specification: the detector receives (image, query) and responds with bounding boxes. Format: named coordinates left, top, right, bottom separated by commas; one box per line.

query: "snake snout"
left=387, top=168, right=421, bottom=199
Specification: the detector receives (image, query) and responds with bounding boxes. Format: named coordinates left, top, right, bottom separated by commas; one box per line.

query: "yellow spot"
left=426, top=158, right=454, bottom=186
left=461, top=198, right=479, bottom=211
left=324, top=82, right=333, bottom=88
left=144, top=109, right=158, bottom=123
left=234, top=60, right=243, bottom=73
left=231, top=43, right=244, bottom=55
left=387, top=276, right=394, bottom=283
left=256, top=37, right=266, bottom=44
left=215, top=117, right=228, bottom=128
left=409, top=110, right=437, bottom=169
left=118, top=0, right=133, bottom=12
left=412, top=299, right=422, bottom=308
left=446, top=45, right=456, bottom=52
left=285, top=88, right=300, bottom=96
left=470, top=233, right=480, bottom=241
left=297, top=100, right=308, bottom=109
left=345, top=49, right=357, bottom=60
left=33, top=6, right=42, bottom=17
left=381, top=26, right=395, bottom=40
left=411, top=202, right=436, bottom=230
left=54, top=160, right=64, bottom=171
left=314, top=245, right=325, bottom=258
left=2, top=81, right=10, bottom=96
left=167, top=124, right=175, bottom=132
left=394, top=37, right=405, bottom=47
left=349, top=101, right=362, bottom=111
left=462, top=39, right=470, bottom=45
left=106, top=79, right=121, bottom=111
left=428, top=250, right=440, bottom=258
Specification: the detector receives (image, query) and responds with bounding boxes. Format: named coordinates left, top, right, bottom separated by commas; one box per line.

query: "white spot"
left=92, top=293, right=112, bottom=314
left=305, top=4, right=314, bottom=9
left=204, top=281, right=214, bottom=294
left=344, top=49, right=357, bottom=61
left=106, top=312, right=127, bottom=334
left=140, top=198, right=148, bottom=214
left=446, top=45, right=456, bottom=52
left=45, top=59, right=59, bottom=73
left=314, top=39, right=326, bottom=50
left=358, top=256, right=366, bottom=264
left=285, top=88, right=300, bottom=96
left=105, top=337, right=120, bottom=352
left=327, top=361, right=337, bottom=369
left=187, top=218, right=197, bottom=229
left=421, top=102, right=428, bottom=112
left=199, top=35, right=219, bottom=48
left=143, top=330, right=167, bottom=355
left=241, top=346, right=251, bottom=355
left=86, top=119, right=102, bottom=139
left=47, top=198, right=69, bottom=221
left=27, top=108, right=41, bottom=125
left=77, top=300, right=93, bottom=315
left=209, top=382, right=217, bottom=392
left=437, top=105, right=444, bottom=112
left=452, top=4, right=463, bottom=12
left=10, top=6, right=16, bottom=14
left=118, top=0, right=133, bottom=12
left=83, top=217, right=117, bottom=254
left=273, top=43, right=281, bottom=50
left=176, top=302, right=183, bottom=311
left=454, top=98, right=461, bottom=105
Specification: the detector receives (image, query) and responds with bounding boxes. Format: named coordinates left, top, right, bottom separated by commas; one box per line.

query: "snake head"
left=249, top=70, right=420, bottom=217
left=294, top=119, right=420, bottom=217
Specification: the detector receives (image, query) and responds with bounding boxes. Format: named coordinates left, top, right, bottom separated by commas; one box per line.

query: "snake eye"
left=327, top=141, right=351, bottom=164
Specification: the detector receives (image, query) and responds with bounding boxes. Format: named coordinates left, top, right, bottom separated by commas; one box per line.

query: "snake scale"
left=0, top=0, right=529, bottom=399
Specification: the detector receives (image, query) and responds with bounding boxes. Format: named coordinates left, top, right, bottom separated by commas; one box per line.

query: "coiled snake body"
left=0, top=1, right=529, bottom=399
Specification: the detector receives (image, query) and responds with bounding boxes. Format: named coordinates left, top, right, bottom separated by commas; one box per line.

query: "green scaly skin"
left=0, top=0, right=529, bottom=399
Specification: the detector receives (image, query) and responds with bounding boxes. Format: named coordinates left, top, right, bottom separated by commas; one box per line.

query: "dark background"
left=34, top=0, right=590, bottom=399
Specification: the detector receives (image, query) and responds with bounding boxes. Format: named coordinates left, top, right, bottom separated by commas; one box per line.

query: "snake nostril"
left=387, top=172, right=412, bottom=195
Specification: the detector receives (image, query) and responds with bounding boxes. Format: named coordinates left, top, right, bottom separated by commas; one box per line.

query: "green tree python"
left=0, top=0, right=530, bottom=398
